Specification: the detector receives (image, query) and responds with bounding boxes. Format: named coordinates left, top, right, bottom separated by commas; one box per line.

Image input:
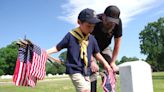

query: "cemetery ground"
left=0, top=72, right=164, bottom=92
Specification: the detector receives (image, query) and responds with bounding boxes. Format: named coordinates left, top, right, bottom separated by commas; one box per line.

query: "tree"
left=46, top=62, right=57, bottom=75
left=118, top=56, right=139, bottom=65
left=139, top=17, right=164, bottom=71
left=46, top=51, right=67, bottom=75
left=0, top=41, right=18, bottom=75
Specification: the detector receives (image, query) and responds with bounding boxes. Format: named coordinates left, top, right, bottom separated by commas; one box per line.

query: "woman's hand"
left=110, top=62, right=119, bottom=72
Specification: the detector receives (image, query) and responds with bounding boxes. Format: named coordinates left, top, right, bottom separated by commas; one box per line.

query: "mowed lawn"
left=0, top=72, right=164, bottom=92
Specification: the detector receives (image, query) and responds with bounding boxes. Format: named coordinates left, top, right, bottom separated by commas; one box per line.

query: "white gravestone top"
left=118, top=61, right=154, bottom=92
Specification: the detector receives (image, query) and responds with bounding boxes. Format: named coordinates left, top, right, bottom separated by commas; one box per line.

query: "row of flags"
left=13, top=40, right=47, bottom=87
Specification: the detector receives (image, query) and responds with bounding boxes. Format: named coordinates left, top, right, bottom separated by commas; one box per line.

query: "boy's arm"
left=46, top=46, right=59, bottom=55
left=91, top=55, right=99, bottom=72
left=94, top=52, right=112, bottom=73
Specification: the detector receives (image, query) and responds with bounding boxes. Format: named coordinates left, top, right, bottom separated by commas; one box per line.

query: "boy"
left=46, top=8, right=112, bottom=92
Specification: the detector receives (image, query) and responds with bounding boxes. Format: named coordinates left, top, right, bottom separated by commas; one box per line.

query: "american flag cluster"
left=13, top=40, right=47, bottom=87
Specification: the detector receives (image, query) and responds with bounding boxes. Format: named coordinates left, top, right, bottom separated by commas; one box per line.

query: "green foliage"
left=0, top=41, right=18, bottom=75
left=46, top=62, right=57, bottom=75
left=57, top=64, right=66, bottom=74
left=118, top=56, right=139, bottom=65
left=139, top=17, right=164, bottom=71
left=45, top=51, right=67, bottom=75
left=0, top=69, right=4, bottom=75
left=115, top=60, right=120, bottom=65
left=46, top=62, right=66, bottom=75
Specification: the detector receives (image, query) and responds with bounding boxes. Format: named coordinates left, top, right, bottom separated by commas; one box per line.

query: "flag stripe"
left=36, top=53, right=41, bottom=78
left=13, top=58, right=20, bottom=83
left=102, top=73, right=109, bottom=92
left=16, top=62, right=23, bottom=86
left=22, top=64, right=28, bottom=86
left=19, top=63, right=25, bottom=85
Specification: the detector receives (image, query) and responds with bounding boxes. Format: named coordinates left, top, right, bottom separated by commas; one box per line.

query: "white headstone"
left=1, top=75, right=12, bottom=79
left=118, top=61, right=153, bottom=92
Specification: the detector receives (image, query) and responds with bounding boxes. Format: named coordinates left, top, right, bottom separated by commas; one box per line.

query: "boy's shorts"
left=69, top=73, right=90, bottom=92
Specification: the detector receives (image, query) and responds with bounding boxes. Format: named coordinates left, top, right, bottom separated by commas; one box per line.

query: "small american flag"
left=13, top=46, right=30, bottom=86
left=101, top=71, right=116, bottom=92
left=30, top=45, right=47, bottom=80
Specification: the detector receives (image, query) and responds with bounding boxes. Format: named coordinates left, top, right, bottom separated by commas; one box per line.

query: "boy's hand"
left=91, top=61, right=99, bottom=72
left=110, top=62, right=119, bottom=72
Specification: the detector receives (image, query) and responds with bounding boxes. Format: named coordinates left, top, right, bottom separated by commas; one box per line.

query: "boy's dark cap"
left=104, top=5, right=120, bottom=24
left=78, top=8, right=100, bottom=24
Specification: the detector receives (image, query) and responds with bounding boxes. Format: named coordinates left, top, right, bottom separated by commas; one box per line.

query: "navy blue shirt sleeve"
left=92, top=36, right=100, bottom=54
left=56, top=33, right=70, bottom=50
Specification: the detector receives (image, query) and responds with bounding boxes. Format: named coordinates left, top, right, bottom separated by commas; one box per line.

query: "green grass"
left=152, top=72, right=164, bottom=92
left=0, top=72, right=164, bottom=92
left=0, top=79, right=75, bottom=92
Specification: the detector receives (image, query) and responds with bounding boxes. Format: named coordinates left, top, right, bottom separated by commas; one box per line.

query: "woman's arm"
left=110, top=37, right=121, bottom=72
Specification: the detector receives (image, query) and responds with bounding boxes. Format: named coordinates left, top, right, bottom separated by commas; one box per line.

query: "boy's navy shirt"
left=56, top=32, right=100, bottom=76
